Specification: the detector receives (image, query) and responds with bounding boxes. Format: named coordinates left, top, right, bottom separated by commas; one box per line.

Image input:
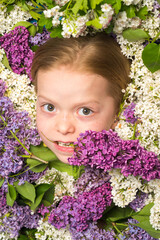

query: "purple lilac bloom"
left=120, top=219, right=158, bottom=240
left=68, top=129, right=160, bottom=181
left=129, top=192, right=148, bottom=212
left=154, top=0, right=160, bottom=10
left=0, top=82, right=42, bottom=185
left=74, top=167, right=111, bottom=196
left=70, top=222, right=116, bottom=240
left=0, top=189, right=40, bottom=238
left=29, top=28, right=50, bottom=46
left=123, top=103, right=138, bottom=124
left=0, top=79, right=6, bottom=97
left=48, top=183, right=112, bottom=232
left=0, top=26, right=34, bottom=79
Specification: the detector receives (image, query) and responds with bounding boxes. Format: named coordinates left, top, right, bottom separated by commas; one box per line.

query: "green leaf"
left=86, top=18, right=102, bottom=29
left=106, top=0, right=116, bottom=4
left=113, top=0, right=121, bottom=14
left=90, top=0, right=104, bottom=9
left=29, top=143, right=58, bottom=162
left=136, top=6, right=148, bottom=20
left=11, top=21, right=33, bottom=30
left=0, top=178, right=4, bottom=187
left=31, top=45, right=39, bottom=52
left=28, top=24, right=37, bottom=36
left=42, top=185, right=55, bottom=206
left=125, top=5, right=136, bottom=18
left=14, top=181, right=36, bottom=203
left=29, top=10, right=41, bottom=20
left=6, top=5, right=14, bottom=12
left=106, top=206, right=135, bottom=222
left=131, top=203, right=160, bottom=238
left=2, top=53, right=12, bottom=71
left=142, top=42, right=160, bottom=73
left=27, top=158, right=47, bottom=173
left=82, top=0, right=89, bottom=12
left=6, top=184, right=17, bottom=206
left=72, top=0, right=83, bottom=15
left=157, top=0, right=160, bottom=4
left=50, top=26, right=62, bottom=38
left=122, top=28, right=149, bottom=42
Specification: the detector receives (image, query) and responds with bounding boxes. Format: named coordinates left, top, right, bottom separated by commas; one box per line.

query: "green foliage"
left=122, top=28, right=149, bottom=41
left=89, top=0, right=104, bottom=9
left=50, top=26, right=63, bottom=38
left=132, top=203, right=160, bottom=238
left=112, top=0, right=121, bottom=14
left=106, top=206, right=134, bottom=222
left=6, top=183, right=17, bottom=206
left=72, top=0, right=84, bottom=14
left=0, top=178, right=4, bottom=187
left=86, top=18, right=102, bottom=29
left=11, top=21, right=38, bottom=36
left=30, top=183, right=53, bottom=210
left=142, top=42, right=160, bottom=73
left=27, top=158, right=48, bottom=172
left=157, top=0, right=160, bottom=4
left=2, top=53, right=12, bottom=71
left=125, top=5, right=136, bottom=18
left=14, top=181, right=36, bottom=203
left=136, top=6, right=148, bottom=20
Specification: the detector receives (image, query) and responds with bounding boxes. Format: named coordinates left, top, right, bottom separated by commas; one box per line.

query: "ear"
left=111, top=116, right=119, bottom=130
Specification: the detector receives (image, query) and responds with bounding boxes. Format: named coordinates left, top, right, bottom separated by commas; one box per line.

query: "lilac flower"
left=70, top=222, right=116, bottom=240
left=123, top=103, right=138, bottom=124
left=0, top=26, right=34, bottom=79
left=0, top=78, right=6, bottom=97
left=74, top=167, right=111, bottom=196
left=68, top=130, right=160, bottom=181
left=29, top=28, right=50, bottom=46
left=120, top=219, right=158, bottom=240
left=0, top=189, right=40, bottom=238
left=0, top=81, right=42, bottom=184
left=48, top=183, right=112, bottom=232
left=129, top=192, right=148, bottom=212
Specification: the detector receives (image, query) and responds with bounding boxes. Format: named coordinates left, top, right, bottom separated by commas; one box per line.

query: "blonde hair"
left=31, top=33, right=130, bottom=113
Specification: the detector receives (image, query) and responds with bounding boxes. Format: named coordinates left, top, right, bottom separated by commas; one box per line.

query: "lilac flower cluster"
left=123, top=103, right=138, bottom=124
left=68, top=129, right=160, bottom=181
left=120, top=219, right=158, bottom=240
left=0, top=80, right=41, bottom=182
left=70, top=222, right=116, bottom=240
left=48, top=183, right=112, bottom=232
left=0, top=189, right=40, bottom=239
left=0, top=26, right=34, bottom=78
left=0, top=79, right=6, bottom=97
left=74, top=167, right=111, bottom=196
left=29, top=28, right=50, bottom=46
left=129, top=192, right=148, bottom=212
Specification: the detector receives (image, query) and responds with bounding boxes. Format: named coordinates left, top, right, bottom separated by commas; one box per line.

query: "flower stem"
left=0, top=115, right=48, bottom=164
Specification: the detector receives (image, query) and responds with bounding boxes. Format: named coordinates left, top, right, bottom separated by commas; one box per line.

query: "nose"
left=55, top=112, right=75, bottom=135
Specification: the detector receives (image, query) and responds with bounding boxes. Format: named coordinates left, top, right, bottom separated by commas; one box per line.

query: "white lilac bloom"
left=35, top=218, right=72, bottom=240
left=36, top=168, right=75, bottom=201
left=109, top=169, right=142, bottom=208
left=0, top=49, right=36, bottom=127
left=0, top=4, right=31, bottom=34
left=99, top=3, right=114, bottom=29
left=61, top=14, right=89, bottom=38
left=122, top=0, right=141, bottom=5
left=115, top=120, right=134, bottom=140
left=55, top=0, right=70, bottom=6
left=150, top=194, right=160, bottom=230
left=44, top=6, right=63, bottom=27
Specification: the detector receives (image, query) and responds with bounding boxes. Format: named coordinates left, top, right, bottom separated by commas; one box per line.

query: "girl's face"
left=36, top=66, right=116, bottom=163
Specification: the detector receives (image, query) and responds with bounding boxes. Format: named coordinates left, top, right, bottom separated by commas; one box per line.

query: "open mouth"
left=54, top=141, right=74, bottom=147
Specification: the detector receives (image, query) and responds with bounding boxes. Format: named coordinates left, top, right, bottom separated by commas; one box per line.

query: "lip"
left=53, top=141, right=74, bottom=153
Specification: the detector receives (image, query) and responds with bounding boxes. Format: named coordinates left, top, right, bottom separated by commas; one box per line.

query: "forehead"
left=36, top=66, right=110, bottom=98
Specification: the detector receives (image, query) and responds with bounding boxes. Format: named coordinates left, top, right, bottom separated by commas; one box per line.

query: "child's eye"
left=43, top=104, right=56, bottom=112
left=78, top=107, right=93, bottom=116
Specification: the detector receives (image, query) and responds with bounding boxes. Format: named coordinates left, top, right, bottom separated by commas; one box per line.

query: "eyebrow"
left=37, top=95, right=100, bottom=106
